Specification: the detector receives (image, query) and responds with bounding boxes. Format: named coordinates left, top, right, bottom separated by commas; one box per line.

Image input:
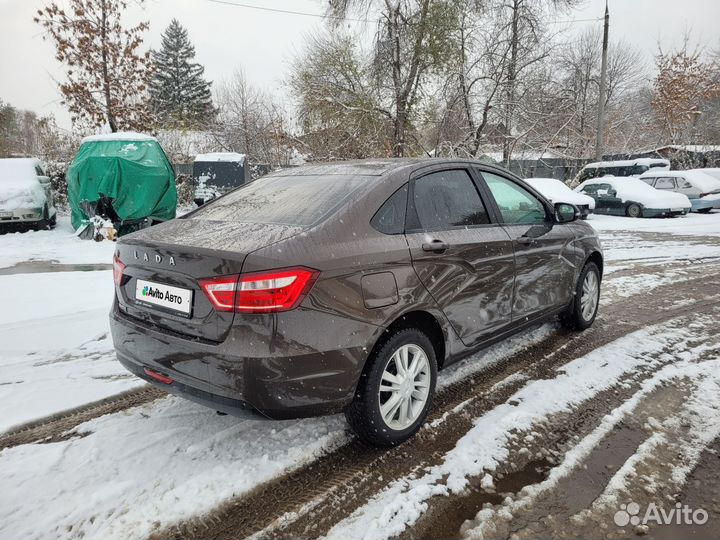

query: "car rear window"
left=190, top=174, right=369, bottom=226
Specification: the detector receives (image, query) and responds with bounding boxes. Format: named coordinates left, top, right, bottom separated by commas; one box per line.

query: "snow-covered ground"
left=1, top=210, right=720, bottom=540
left=0, top=216, right=114, bottom=269
left=0, top=270, right=143, bottom=432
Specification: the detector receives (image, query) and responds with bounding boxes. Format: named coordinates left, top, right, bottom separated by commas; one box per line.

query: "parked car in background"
left=692, top=168, right=720, bottom=182
left=576, top=176, right=691, bottom=218
left=111, top=159, right=603, bottom=447
left=193, top=152, right=248, bottom=206
left=524, top=177, right=595, bottom=219
left=572, top=158, right=670, bottom=186
left=0, top=157, right=57, bottom=232
left=67, top=133, right=177, bottom=240
left=638, top=170, right=720, bottom=213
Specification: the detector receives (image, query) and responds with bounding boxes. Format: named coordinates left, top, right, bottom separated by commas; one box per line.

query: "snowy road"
left=1, top=213, right=720, bottom=540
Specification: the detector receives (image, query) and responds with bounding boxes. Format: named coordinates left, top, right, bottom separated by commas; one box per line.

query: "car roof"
left=268, top=158, right=518, bottom=179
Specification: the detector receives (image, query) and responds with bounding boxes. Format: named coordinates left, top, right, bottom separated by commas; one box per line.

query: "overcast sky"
left=1, top=0, right=718, bottom=131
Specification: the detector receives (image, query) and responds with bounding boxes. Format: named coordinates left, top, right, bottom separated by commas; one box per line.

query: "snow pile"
left=0, top=158, right=46, bottom=210
left=576, top=177, right=691, bottom=209
left=524, top=177, right=595, bottom=209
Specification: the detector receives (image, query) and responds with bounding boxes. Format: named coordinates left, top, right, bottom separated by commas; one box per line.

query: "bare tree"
left=652, top=43, right=720, bottom=144
left=34, top=0, right=153, bottom=132
left=328, top=0, right=460, bottom=157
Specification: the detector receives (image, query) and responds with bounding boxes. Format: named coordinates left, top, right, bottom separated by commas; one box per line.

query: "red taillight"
left=113, top=254, right=126, bottom=286
left=199, top=267, right=319, bottom=314
left=143, top=367, right=173, bottom=385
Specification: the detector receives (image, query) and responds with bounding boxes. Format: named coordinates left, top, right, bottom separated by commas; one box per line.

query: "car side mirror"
left=554, top=202, right=579, bottom=223
left=38, top=175, right=51, bottom=185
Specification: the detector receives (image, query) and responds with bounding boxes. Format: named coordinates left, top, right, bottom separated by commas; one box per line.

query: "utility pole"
left=595, top=0, right=609, bottom=161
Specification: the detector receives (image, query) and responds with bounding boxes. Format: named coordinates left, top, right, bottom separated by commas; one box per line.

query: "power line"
left=202, top=0, right=374, bottom=23
left=202, top=0, right=601, bottom=26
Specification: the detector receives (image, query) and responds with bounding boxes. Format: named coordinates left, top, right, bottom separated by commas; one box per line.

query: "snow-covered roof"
left=583, top=158, right=670, bottom=169
left=81, top=132, right=158, bottom=144
left=640, top=169, right=720, bottom=193
left=194, top=152, right=246, bottom=163
left=648, top=145, right=720, bottom=153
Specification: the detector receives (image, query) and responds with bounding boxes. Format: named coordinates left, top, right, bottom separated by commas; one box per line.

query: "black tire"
left=48, top=213, right=57, bottom=229
left=561, top=262, right=600, bottom=331
left=625, top=203, right=642, bottom=218
left=345, top=328, right=438, bottom=447
left=697, top=208, right=712, bottom=214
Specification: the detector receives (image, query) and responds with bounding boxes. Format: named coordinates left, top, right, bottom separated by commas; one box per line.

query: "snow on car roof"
left=0, top=158, right=42, bottom=181
left=194, top=152, right=246, bottom=163
left=81, top=132, right=158, bottom=143
left=582, top=158, right=670, bottom=169
left=0, top=158, right=46, bottom=209
left=524, top=177, right=595, bottom=207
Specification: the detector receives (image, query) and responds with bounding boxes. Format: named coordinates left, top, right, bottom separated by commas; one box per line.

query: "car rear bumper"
left=110, top=302, right=379, bottom=419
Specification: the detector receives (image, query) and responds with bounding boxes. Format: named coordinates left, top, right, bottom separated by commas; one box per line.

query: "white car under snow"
left=575, top=176, right=691, bottom=218
left=524, top=177, right=595, bottom=219
left=0, top=158, right=57, bottom=230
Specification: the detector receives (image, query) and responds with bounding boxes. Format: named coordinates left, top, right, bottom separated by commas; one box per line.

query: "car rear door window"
left=412, top=169, right=490, bottom=230
left=656, top=177, right=676, bottom=190
left=371, top=184, right=408, bottom=234
left=640, top=177, right=655, bottom=185
left=482, top=172, right=547, bottom=225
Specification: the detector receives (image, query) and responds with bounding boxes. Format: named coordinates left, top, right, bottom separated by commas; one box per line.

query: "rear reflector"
left=199, top=267, right=319, bottom=314
left=143, top=368, right=173, bottom=385
left=113, top=254, right=126, bottom=286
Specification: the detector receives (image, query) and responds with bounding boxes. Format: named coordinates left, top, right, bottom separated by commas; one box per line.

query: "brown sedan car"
left=110, top=159, right=603, bottom=446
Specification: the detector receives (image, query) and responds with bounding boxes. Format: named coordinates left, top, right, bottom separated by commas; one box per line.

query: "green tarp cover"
left=67, top=138, right=177, bottom=230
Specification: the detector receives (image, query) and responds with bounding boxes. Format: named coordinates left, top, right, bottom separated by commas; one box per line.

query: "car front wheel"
left=561, top=262, right=600, bottom=331
left=345, top=328, right=437, bottom=447
left=626, top=203, right=642, bottom=218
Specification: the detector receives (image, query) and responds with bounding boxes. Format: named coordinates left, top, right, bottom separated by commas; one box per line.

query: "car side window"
left=640, top=177, right=655, bottom=185
left=656, top=177, right=676, bottom=190
left=412, top=169, right=490, bottom=230
left=371, top=184, right=408, bottom=234
left=678, top=177, right=693, bottom=189
left=482, top=172, right=548, bottom=225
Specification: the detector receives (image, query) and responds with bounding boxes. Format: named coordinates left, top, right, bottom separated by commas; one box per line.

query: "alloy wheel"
left=378, top=344, right=431, bottom=430
left=580, top=270, right=599, bottom=321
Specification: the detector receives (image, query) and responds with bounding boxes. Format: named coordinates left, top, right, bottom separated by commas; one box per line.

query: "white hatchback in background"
left=638, top=170, right=720, bottom=213
left=524, top=177, right=595, bottom=219
left=575, top=176, right=691, bottom=218
left=0, top=158, right=57, bottom=231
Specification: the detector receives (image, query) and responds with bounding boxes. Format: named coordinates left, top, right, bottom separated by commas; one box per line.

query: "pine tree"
left=34, top=0, right=153, bottom=132
left=150, top=19, right=215, bottom=129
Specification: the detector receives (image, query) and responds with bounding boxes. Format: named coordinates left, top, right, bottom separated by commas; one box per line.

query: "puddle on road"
left=0, top=261, right=112, bottom=275
left=417, top=459, right=553, bottom=540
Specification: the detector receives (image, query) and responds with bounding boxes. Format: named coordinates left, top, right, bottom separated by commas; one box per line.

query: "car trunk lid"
left=114, top=218, right=303, bottom=342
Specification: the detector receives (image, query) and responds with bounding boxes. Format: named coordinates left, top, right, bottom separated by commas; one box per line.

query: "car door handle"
left=422, top=240, right=449, bottom=253
left=517, top=237, right=536, bottom=245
